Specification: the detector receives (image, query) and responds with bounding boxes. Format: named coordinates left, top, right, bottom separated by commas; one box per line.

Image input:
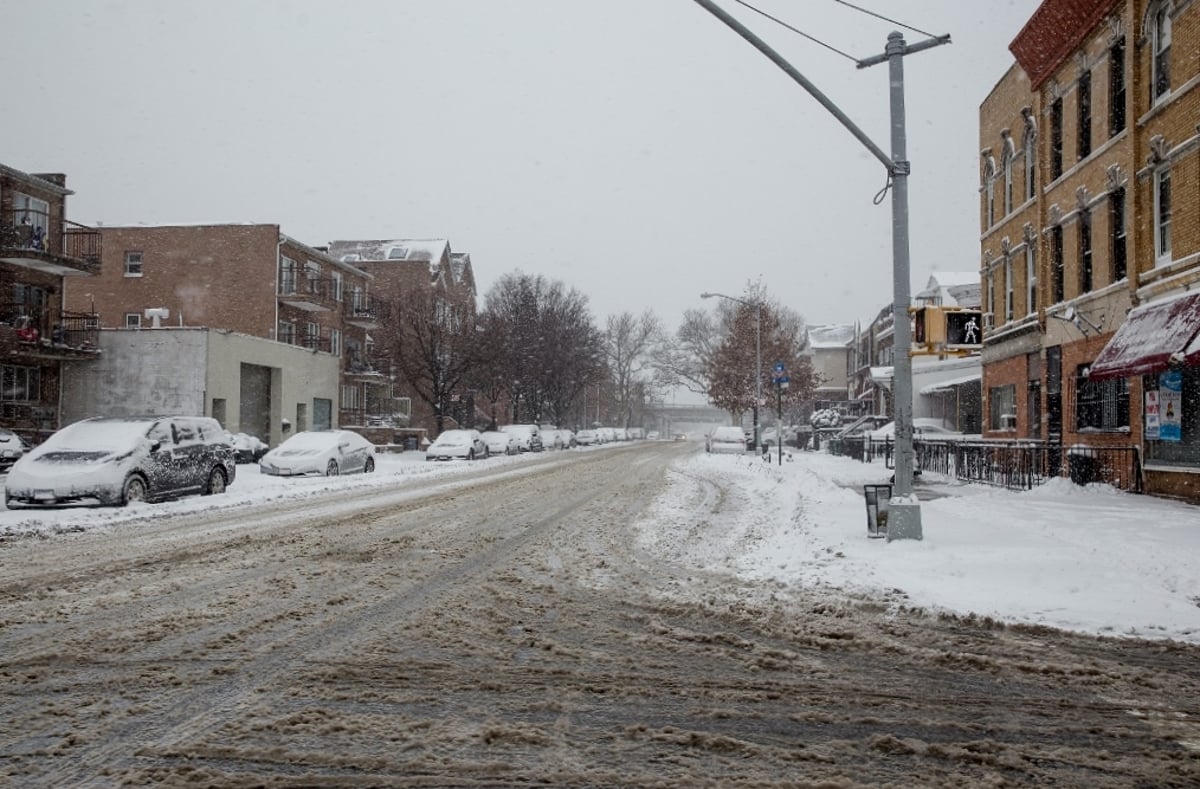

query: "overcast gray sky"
left=6, top=0, right=1040, bottom=331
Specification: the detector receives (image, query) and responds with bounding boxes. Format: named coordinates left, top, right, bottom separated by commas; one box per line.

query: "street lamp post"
left=701, top=291, right=762, bottom=452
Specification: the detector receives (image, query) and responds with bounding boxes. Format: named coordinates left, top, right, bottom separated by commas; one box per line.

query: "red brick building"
left=0, top=163, right=102, bottom=442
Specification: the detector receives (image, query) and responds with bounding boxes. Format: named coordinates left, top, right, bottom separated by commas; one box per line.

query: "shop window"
left=1075, top=365, right=1129, bottom=430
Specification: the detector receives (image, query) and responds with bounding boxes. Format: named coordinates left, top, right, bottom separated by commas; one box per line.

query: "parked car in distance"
left=575, top=429, right=599, bottom=446
left=868, top=418, right=966, bottom=441
left=259, top=429, right=376, bottom=476
left=5, top=416, right=235, bottom=507
left=426, top=429, right=489, bottom=461
left=480, top=430, right=519, bottom=456
left=541, top=429, right=565, bottom=450
left=707, top=426, right=748, bottom=454
left=558, top=428, right=577, bottom=448
left=646, top=430, right=660, bottom=441
left=0, top=428, right=29, bottom=471
left=226, top=431, right=269, bottom=463
left=499, top=424, right=544, bottom=452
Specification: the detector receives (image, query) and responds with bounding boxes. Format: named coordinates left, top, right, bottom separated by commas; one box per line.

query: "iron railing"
left=833, top=436, right=1142, bottom=493
left=0, top=210, right=102, bottom=270
left=0, top=303, right=100, bottom=352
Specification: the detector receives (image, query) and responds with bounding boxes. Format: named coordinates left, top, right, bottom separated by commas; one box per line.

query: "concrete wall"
left=62, top=328, right=340, bottom=446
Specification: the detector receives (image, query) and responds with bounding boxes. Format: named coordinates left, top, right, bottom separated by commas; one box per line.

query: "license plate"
left=34, top=489, right=56, bottom=501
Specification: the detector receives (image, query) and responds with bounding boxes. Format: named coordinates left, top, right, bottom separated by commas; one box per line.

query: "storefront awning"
left=1088, top=293, right=1200, bottom=381
left=919, top=371, right=982, bottom=395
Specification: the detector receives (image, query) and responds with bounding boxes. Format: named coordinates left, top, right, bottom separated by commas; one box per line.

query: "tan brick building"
left=980, top=0, right=1200, bottom=499
left=62, top=224, right=396, bottom=440
left=0, top=163, right=102, bottom=442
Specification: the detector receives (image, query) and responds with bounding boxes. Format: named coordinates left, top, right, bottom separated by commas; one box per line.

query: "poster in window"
left=1144, top=389, right=1160, bottom=440
left=1158, top=370, right=1182, bottom=442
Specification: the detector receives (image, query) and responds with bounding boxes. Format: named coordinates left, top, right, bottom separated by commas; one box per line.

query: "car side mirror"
left=150, top=440, right=163, bottom=453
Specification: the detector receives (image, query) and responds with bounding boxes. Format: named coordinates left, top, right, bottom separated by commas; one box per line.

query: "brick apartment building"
left=62, top=224, right=399, bottom=443
left=0, top=163, right=102, bottom=442
left=980, top=0, right=1200, bottom=499
left=326, top=238, right=482, bottom=435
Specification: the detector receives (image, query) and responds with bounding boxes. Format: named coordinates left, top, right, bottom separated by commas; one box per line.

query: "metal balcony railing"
left=0, top=209, right=102, bottom=271
left=0, top=303, right=100, bottom=354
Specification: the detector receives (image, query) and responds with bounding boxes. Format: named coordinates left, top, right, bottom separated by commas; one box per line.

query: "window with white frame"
left=1, top=364, right=40, bottom=402
left=305, top=321, right=320, bottom=349
left=1077, top=70, right=1092, bottom=160
left=1023, top=128, right=1036, bottom=201
left=1026, top=243, right=1037, bottom=316
left=1004, top=255, right=1014, bottom=322
left=331, top=272, right=343, bottom=302
left=1079, top=210, right=1093, bottom=293
left=279, top=256, right=297, bottom=294
left=1152, top=3, right=1171, bottom=103
left=1003, top=150, right=1013, bottom=215
left=1050, top=97, right=1063, bottom=179
left=124, top=251, right=143, bottom=277
left=1052, top=225, right=1065, bottom=303
left=305, top=261, right=321, bottom=295
left=125, top=313, right=142, bottom=328
left=1110, top=187, right=1127, bottom=281
left=1109, top=36, right=1126, bottom=136
left=341, top=384, right=361, bottom=410
left=330, top=328, right=341, bottom=356
left=1154, top=167, right=1172, bottom=265
left=12, top=193, right=50, bottom=233
left=986, top=268, right=995, bottom=319
left=278, top=321, right=296, bottom=345
left=989, top=384, right=1016, bottom=431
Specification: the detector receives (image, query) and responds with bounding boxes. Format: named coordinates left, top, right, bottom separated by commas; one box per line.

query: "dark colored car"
left=5, top=416, right=236, bottom=507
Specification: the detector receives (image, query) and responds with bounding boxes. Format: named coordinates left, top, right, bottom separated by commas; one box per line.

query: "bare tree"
left=604, top=310, right=664, bottom=429
left=480, top=272, right=602, bottom=425
left=390, top=289, right=479, bottom=435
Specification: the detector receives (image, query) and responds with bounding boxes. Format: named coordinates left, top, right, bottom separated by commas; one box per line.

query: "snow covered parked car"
left=499, top=424, right=544, bottom=452
left=259, top=430, right=375, bottom=476
left=706, top=426, right=748, bottom=454
left=5, top=416, right=236, bottom=507
left=575, top=429, right=599, bottom=446
left=480, top=430, right=520, bottom=456
left=0, top=428, right=29, bottom=471
left=226, top=431, right=269, bottom=463
left=425, top=429, right=488, bottom=461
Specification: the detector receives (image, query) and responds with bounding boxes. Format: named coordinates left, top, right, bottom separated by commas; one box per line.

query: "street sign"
left=773, top=361, right=785, bottom=374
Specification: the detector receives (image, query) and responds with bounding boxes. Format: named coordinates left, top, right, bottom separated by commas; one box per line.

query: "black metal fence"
left=834, top=435, right=1142, bottom=493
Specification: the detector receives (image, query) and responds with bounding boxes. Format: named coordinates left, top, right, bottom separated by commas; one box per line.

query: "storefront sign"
left=1144, top=389, right=1160, bottom=440
left=1159, top=370, right=1183, bottom=442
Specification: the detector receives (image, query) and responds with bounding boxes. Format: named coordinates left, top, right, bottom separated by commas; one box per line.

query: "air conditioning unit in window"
left=982, top=312, right=995, bottom=331
left=1000, top=413, right=1017, bottom=429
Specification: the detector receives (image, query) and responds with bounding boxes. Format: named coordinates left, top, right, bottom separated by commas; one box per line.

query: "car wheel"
left=483, top=447, right=490, bottom=459
left=326, top=459, right=339, bottom=476
left=364, top=457, right=375, bottom=473
left=467, top=449, right=475, bottom=461
left=204, top=467, right=227, bottom=495
left=122, top=474, right=148, bottom=506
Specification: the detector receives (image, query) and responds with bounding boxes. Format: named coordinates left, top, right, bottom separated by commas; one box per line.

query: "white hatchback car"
left=480, top=430, right=519, bottom=456
left=426, top=429, right=489, bottom=461
left=259, top=430, right=376, bottom=476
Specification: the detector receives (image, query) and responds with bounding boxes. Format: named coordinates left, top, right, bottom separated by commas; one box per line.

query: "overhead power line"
left=831, top=0, right=938, bottom=39
left=730, top=0, right=858, bottom=63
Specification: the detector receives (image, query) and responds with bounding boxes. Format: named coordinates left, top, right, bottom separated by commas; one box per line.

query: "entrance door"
left=239, top=363, right=273, bottom=441
left=1045, top=346, right=1062, bottom=475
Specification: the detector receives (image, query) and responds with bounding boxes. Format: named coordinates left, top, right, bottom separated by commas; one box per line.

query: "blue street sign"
left=773, top=361, right=785, bottom=374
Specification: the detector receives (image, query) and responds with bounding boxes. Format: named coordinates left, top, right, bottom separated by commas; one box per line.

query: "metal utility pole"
left=691, top=0, right=949, bottom=540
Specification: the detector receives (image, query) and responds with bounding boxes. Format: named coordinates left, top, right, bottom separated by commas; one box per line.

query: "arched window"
left=1151, top=3, right=1171, bottom=103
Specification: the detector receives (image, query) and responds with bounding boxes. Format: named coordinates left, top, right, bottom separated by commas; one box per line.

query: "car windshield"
left=434, top=432, right=470, bottom=446
left=275, top=432, right=339, bottom=452
left=38, top=419, right=155, bottom=454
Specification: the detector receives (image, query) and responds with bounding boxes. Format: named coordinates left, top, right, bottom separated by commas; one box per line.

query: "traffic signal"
left=945, top=309, right=983, bottom=346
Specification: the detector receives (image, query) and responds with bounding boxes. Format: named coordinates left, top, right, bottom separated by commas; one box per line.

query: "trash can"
left=863, top=483, right=893, bottom=538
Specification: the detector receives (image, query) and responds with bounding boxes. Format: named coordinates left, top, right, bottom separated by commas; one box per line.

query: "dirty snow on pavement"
left=4, top=443, right=1200, bottom=644
left=636, top=449, right=1200, bottom=644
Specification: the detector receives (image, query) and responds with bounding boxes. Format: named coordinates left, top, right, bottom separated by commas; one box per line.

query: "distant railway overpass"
left=647, top=403, right=731, bottom=438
